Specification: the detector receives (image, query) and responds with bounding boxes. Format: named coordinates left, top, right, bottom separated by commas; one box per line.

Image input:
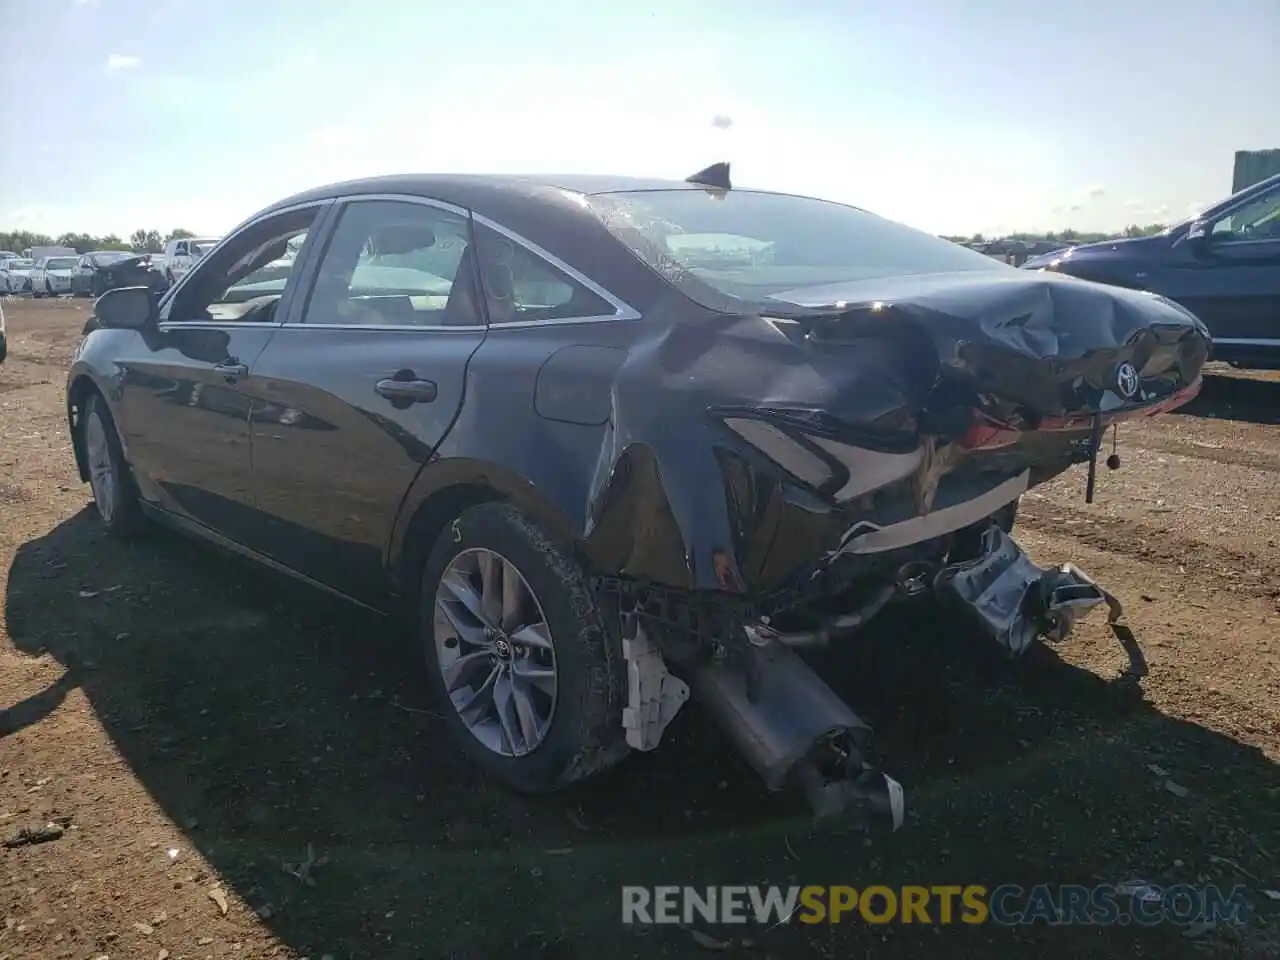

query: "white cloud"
left=104, top=54, right=140, bottom=72
left=1086, top=184, right=1106, bottom=198
left=1186, top=200, right=1206, bottom=216
left=1068, top=203, right=1083, bottom=212
left=1123, top=199, right=1141, bottom=209
left=710, top=114, right=733, bottom=130
left=1154, top=205, right=1171, bottom=218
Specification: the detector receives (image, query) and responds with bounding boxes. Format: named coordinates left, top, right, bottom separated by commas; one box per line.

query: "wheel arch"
left=388, top=458, right=583, bottom=605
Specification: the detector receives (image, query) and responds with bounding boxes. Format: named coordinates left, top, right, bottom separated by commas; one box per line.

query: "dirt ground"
left=1, top=296, right=1278, bottom=960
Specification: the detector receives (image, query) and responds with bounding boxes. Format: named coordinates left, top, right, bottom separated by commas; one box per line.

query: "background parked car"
left=1024, top=171, right=1280, bottom=368
left=0, top=257, right=34, bottom=293
left=30, top=255, right=79, bottom=298
left=72, top=251, right=137, bottom=297
left=162, top=236, right=221, bottom=284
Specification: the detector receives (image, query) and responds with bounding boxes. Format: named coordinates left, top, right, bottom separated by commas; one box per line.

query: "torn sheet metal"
left=574, top=272, right=1208, bottom=598
left=936, top=525, right=1131, bottom=658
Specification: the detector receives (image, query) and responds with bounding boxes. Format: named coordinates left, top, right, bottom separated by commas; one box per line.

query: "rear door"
left=247, top=195, right=488, bottom=605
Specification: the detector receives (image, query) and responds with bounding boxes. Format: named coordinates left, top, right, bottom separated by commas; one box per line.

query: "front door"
left=112, top=204, right=330, bottom=544
left=247, top=196, right=488, bottom=606
left=1168, top=180, right=1280, bottom=352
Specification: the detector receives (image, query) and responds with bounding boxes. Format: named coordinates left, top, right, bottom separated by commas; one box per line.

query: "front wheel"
left=83, top=394, right=144, bottom=536
left=419, top=501, right=628, bottom=793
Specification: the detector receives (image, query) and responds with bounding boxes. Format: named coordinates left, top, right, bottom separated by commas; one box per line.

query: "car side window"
left=301, top=199, right=479, bottom=327
left=1210, top=184, right=1280, bottom=244
left=163, top=207, right=319, bottom=324
left=471, top=222, right=613, bottom=324
left=174, top=241, right=188, bottom=257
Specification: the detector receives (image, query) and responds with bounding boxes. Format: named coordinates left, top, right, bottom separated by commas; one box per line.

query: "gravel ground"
left=2, top=296, right=1278, bottom=959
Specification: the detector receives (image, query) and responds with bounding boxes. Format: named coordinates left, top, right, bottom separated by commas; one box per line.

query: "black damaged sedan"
left=67, top=167, right=1209, bottom=821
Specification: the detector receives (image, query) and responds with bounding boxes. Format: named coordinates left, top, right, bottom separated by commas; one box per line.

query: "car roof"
left=259, top=173, right=734, bottom=222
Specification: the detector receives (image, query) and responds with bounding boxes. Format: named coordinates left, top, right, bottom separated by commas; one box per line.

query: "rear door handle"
left=214, top=361, right=248, bottom=380
left=375, top=377, right=438, bottom=405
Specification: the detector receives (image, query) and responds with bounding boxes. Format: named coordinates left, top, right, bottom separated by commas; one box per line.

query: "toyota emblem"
left=1115, top=362, right=1140, bottom=399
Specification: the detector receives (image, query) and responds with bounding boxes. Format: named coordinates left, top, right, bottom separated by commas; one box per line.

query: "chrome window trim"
left=159, top=198, right=333, bottom=312
left=274, top=192, right=641, bottom=331
left=471, top=210, right=641, bottom=322
left=156, top=320, right=284, bottom=331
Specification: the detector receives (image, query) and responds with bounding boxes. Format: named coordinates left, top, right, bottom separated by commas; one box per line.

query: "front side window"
left=302, top=199, right=478, bottom=327
left=1210, top=184, right=1280, bottom=243
left=165, top=207, right=318, bottom=323
left=588, top=188, right=1005, bottom=308
left=471, top=222, right=613, bottom=324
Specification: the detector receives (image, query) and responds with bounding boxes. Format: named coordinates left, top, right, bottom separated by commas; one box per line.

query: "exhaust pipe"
left=684, top=636, right=904, bottom=829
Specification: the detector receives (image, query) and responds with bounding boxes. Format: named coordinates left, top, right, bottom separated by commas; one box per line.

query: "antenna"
left=686, top=162, right=731, bottom=190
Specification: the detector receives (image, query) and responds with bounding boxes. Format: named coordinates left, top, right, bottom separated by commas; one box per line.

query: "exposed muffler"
left=684, top=635, right=904, bottom=829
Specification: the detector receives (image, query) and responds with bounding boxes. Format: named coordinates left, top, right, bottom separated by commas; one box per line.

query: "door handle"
left=214, top=361, right=248, bottom=380
left=375, top=377, right=438, bottom=405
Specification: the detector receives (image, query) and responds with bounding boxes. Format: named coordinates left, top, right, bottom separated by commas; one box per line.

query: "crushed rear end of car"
left=587, top=266, right=1208, bottom=830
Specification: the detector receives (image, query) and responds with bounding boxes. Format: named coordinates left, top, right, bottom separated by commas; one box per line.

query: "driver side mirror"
left=95, top=286, right=157, bottom=330
left=1185, top=219, right=1212, bottom=254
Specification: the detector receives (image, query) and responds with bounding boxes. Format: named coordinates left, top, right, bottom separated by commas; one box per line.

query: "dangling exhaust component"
left=684, top=635, right=905, bottom=830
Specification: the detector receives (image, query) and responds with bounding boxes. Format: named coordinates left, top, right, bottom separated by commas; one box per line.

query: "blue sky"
left=1, top=0, right=1276, bottom=238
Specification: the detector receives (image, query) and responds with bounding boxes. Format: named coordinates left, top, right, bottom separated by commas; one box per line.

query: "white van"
left=162, top=236, right=221, bottom=284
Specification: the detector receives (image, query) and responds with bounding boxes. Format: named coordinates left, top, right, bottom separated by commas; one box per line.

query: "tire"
left=418, top=501, right=628, bottom=792
left=83, top=393, right=144, bottom=537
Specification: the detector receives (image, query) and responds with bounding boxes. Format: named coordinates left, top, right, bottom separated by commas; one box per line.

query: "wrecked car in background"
left=65, top=166, right=1209, bottom=828
left=72, top=250, right=168, bottom=298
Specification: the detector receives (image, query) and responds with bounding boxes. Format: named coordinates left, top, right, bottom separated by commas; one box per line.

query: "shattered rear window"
left=589, top=188, right=1005, bottom=307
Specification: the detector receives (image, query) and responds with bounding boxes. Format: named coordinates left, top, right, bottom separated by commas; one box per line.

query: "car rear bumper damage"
left=589, top=275, right=1204, bottom=831
left=607, top=518, right=1148, bottom=831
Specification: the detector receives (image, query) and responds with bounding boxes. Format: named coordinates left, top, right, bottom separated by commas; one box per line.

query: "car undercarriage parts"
left=620, top=616, right=690, bottom=751
left=935, top=526, right=1147, bottom=680
left=746, top=584, right=896, bottom=649
left=684, top=634, right=904, bottom=830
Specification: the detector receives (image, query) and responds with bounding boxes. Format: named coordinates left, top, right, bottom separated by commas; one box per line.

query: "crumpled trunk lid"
left=767, top=270, right=1208, bottom=437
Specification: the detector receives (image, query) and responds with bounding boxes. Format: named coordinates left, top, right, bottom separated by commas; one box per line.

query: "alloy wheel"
left=85, top=410, right=117, bottom=524
left=433, top=547, right=558, bottom=757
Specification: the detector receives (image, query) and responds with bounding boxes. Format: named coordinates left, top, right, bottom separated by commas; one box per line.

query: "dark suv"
left=1023, top=173, right=1280, bottom=369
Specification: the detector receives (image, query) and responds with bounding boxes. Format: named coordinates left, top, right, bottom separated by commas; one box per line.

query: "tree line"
left=942, top=223, right=1171, bottom=245
left=0, top=228, right=199, bottom=255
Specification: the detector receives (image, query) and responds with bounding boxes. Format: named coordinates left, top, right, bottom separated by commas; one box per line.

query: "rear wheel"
left=418, top=501, right=628, bottom=792
left=83, top=394, right=144, bottom=537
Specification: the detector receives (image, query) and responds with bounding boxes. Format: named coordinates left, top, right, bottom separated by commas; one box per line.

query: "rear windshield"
left=7, top=259, right=32, bottom=269
left=588, top=189, right=1004, bottom=307
left=92, top=252, right=132, bottom=264
left=47, top=257, right=78, bottom=269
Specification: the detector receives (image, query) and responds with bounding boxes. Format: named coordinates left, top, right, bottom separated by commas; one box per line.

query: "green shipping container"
left=1232, top=150, right=1280, bottom=193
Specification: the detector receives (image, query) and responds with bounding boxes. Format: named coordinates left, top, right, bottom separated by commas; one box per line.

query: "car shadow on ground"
left=5, top=509, right=1279, bottom=959
left=1174, top=373, right=1280, bottom=426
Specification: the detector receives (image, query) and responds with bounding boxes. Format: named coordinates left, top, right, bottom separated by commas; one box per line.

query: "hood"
left=1023, top=233, right=1170, bottom=270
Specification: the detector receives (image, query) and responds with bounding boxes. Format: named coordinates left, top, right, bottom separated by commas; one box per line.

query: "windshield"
left=191, top=240, right=220, bottom=256
left=8, top=259, right=33, bottom=269
left=47, top=257, right=78, bottom=270
left=588, top=189, right=1005, bottom=306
